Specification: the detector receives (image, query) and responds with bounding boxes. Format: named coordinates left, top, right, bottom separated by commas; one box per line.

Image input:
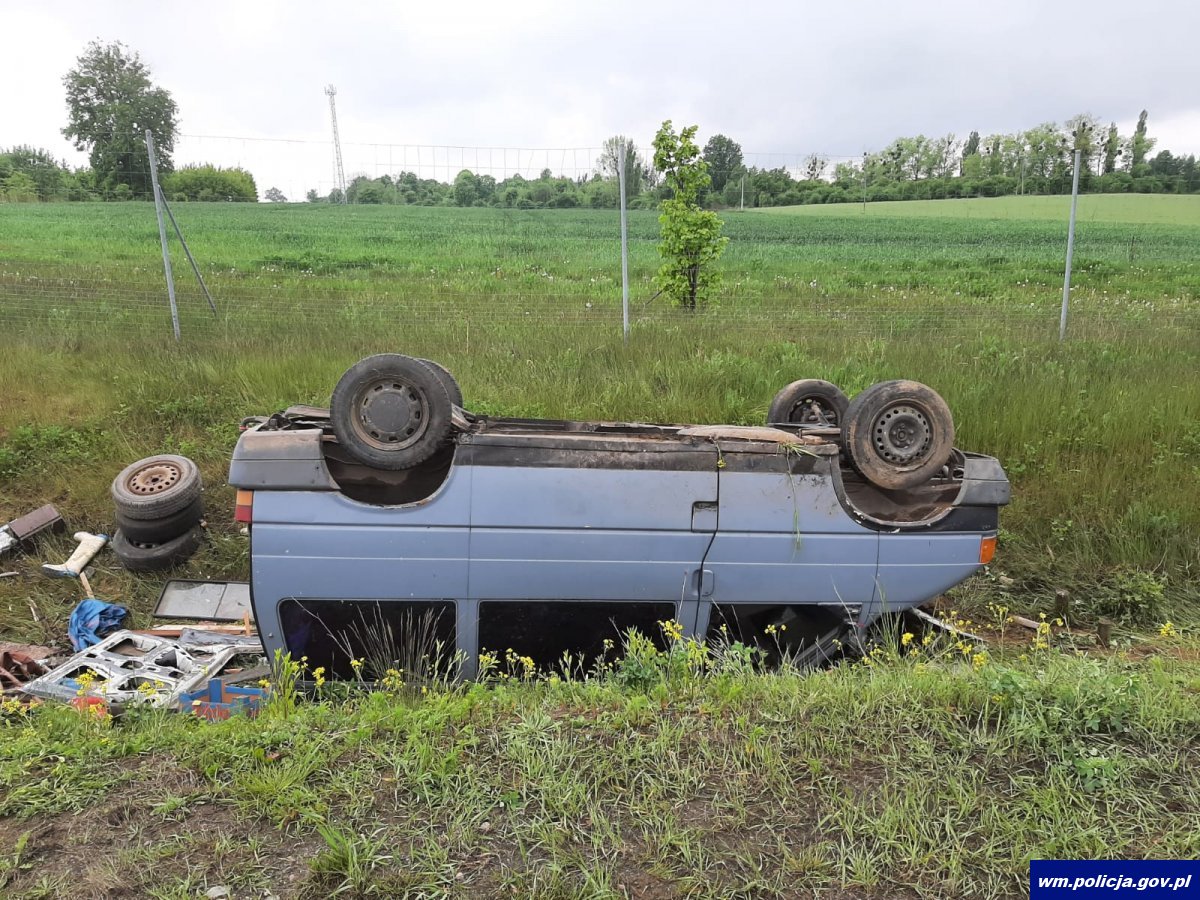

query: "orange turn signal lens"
left=234, top=489, right=254, bottom=524
left=979, top=535, right=997, bottom=565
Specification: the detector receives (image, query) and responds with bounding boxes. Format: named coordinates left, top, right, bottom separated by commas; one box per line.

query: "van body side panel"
left=705, top=452, right=880, bottom=608
left=468, top=464, right=718, bottom=603
left=873, top=533, right=986, bottom=611
left=248, top=465, right=472, bottom=655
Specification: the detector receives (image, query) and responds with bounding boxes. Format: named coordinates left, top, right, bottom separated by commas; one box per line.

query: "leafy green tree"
left=961, top=131, right=980, bottom=173
left=1130, top=110, right=1155, bottom=175
left=1102, top=123, right=1121, bottom=174
left=62, top=41, right=178, bottom=198
left=702, top=134, right=743, bottom=193
left=162, top=164, right=257, bottom=201
left=1, top=171, right=39, bottom=202
left=265, top=187, right=287, bottom=202
left=652, top=121, right=728, bottom=310
left=305, top=189, right=320, bottom=202
left=597, top=136, right=648, bottom=197
left=0, top=146, right=71, bottom=200
left=453, top=170, right=481, bottom=206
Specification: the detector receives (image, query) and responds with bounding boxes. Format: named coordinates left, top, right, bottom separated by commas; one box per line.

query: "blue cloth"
left=68, top=598, right=128, bottom=651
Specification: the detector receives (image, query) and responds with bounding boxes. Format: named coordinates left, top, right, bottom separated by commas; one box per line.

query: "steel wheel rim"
left=127, top=462, right=182, bottom=495
left=790, top=396, right=839, bottom=426
left=871, top=403, right=931, bottom=464
left=353, top=378, right=429, bottom=451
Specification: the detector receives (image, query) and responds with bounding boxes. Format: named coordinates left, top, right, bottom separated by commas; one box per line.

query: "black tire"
left=330, top=354, right=453, bottom=470
left=842, top=380, right=955, bottom=490
left=767, top=379, right=850, bottom=427
left=415, top=358, right=464, bottom=408
left=112, top=525, right=204, bottom=573
left=114, top=497, right=204, bottom=544
left=111, top=455, right=203, bottom=521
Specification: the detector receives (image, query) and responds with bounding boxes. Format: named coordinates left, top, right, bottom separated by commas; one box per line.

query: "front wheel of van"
left=331, top=354, right=454, bottom=470
left=767, top=379, right=849, bottom=427
left=842, top=380, right=954, bottom=490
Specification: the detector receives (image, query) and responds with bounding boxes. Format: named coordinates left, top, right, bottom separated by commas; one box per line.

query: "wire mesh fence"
left=2, top=130, right=1197, bottom=351
left=2, top=259, right=1197, bottom=351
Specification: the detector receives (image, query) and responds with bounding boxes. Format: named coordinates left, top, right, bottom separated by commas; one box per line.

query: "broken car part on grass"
left=0, top=504, right=64, bottom=559
left=21, top=628, right=266, bottom=711
left=229, top=354, right=1010, bottom=680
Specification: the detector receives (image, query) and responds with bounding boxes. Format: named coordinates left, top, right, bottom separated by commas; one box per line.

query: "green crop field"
left=2, top=195, right=1200, bottom=898
left=758, top=193, right=1200, bottom=225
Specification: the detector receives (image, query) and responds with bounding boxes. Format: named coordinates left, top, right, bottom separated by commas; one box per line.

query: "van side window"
left=278, top=598, right=457, bottom=679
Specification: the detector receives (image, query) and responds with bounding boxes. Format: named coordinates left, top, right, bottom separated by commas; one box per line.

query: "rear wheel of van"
left=415, top=358, right=464, bottom=408
left=331, top=354, right=453, bottom=470
left=842, top=380, right=955, bottom=490
left=767, top=379, right=849, bottom=427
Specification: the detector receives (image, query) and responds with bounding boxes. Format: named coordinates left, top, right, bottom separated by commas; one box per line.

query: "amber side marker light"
left=234, top=490, right=254, bottom=524
left=979, top=535, right=997, bottom=565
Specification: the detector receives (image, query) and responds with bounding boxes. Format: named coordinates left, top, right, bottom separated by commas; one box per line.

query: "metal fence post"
left=618, top=140, right=630, bottom=341
left=145, top=130, right=180, bottom=340
left=1059, top=148, right=1081, bottom=342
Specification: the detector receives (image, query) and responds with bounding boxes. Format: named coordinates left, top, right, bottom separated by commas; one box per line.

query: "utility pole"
left=325, top=85, right=346, bottom=202
left=739, top=174, right=745, bottom=211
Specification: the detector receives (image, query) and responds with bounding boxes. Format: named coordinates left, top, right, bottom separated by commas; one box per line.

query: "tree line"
left=2, top=40, right=1197, bottom=207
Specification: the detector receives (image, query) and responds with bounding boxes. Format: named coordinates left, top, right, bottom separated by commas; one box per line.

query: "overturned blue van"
left=228, top=356, right=1009, bottom=679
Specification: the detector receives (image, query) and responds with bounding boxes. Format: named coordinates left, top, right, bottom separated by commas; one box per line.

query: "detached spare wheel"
left=842, top=380, right=955, bottom=490
left=330, top=354, right=454, bottom=470
left=112, top=455, right=203, bottom=520
left=113, top=525, right=204, bottom=573
left=767, top=379, right=849, bottom=427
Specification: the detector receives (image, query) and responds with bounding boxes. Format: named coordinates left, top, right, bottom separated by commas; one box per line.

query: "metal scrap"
left=21, top=629, right=264, bottom=709
left=0, top=505, right=65, bottom=558
left=0, top=651, right=47, bottom=689
left=154, top=579, right=253, bottom=622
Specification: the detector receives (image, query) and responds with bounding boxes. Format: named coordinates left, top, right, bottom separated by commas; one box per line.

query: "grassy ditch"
left=1, top=632, right=1198, bottom=899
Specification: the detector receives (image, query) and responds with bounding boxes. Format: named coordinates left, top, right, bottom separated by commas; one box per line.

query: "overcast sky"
left=3, top=0, right=1198, bottom=198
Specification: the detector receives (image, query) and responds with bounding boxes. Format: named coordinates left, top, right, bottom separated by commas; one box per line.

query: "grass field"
left=758, top=193, right=1200, bottom=225
left=2, top=194, right=1199, bottom=898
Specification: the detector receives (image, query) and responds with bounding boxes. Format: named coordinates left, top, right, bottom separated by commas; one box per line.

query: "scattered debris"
left=42, top=530, right=109, bottom=597
left=143, top=622, right=256, bottom=639
left=0, top=642, right=56, bottom=660
left=67, top=598, right=129, bottom=651
left=22, top=629, right=261, bottom=709
left=1098, top=617, right=1114, bottom=648
left=0, top=504, right=65, bottom=558
left=910, top=606, right=987, bottom=644
left=1009, top=614, right=1042, bottom=631
left=172, top=628, right=262, bottom=650
left=180, top=676, right=269, bottom=720
left=0, top=651, right=47, bottom=689
left=0, top=571, right=18, bottom=579
left=155, top=579, right=253, bottom=622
